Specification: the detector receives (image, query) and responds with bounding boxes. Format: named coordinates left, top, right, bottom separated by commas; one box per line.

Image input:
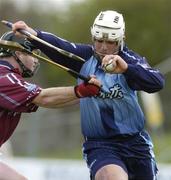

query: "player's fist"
left=12, top=21, right=37, bottom=37
left=102, top=55, right=128, bottom=74
left=74, top=76, right=101, bottom=98
left=103, top=59, right=117, bottom=72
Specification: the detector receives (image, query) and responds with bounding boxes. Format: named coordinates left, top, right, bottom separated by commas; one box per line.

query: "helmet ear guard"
left=91, top=10, right=125, bottom=50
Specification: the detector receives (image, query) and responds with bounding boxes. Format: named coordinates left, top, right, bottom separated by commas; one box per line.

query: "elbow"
left=146, top=79, right=165, bottom=93
left=155, top=74, right=165, bottom=91
left=155, top=78, right=165, bottom=91
left=158, top=79, right=165, bottom=90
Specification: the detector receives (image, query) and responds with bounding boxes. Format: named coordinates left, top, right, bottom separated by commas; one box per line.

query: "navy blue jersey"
left=32, top=31, right=164, bottom=138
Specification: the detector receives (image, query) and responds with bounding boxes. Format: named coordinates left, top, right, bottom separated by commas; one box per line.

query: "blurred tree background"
left=0, top=0, right=171, bottom=162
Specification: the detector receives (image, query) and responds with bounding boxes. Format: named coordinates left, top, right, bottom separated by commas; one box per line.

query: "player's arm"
left=32, top=86, right=78, bottom=108
left=32, top=77, right=101, bottom=108
left=12, top=21, right=93, bottom=72
left=12, top=21, right=93, bottom=59
left=123, top=58, right=165, bottom=93
left=32, top=31, right=93, bottom=72
left=101, top=54, right=164, bottom=93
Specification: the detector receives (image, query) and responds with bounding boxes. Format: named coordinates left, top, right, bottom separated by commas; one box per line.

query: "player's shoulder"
left=0, top=65, right=23, bottom=86
left=120, top=45, right=147, bottom=64
left=0, top=71, right=21, bottom=86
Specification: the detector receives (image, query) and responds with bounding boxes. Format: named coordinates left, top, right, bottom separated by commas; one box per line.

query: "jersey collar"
left=0, top=60, right=21, bottom=75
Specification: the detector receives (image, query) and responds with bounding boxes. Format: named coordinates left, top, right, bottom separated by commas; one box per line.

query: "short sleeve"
left=0, top=72, right=41, bottom=112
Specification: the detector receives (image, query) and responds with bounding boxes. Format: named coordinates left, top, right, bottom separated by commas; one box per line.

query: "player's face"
left=94, top=39, right=119, bottom=60
left=16, top=51, right=40, bottom=73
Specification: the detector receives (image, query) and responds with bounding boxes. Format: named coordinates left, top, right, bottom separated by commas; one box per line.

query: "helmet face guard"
left=13, top=52, right=40, bottom=78
left=0, top=31, right=39, bottom=78
left=91, top=10, right=125, bottom=51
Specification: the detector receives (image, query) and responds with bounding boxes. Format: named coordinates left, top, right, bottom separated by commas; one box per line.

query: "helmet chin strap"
left=12, top=52, right=34, bottom=78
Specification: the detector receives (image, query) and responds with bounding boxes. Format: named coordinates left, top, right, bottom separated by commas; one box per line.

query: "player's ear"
left=15, top=51, right=22, bottom=58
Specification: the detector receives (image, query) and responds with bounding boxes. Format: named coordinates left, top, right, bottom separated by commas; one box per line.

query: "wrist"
left=74, top=86, right=83, bottom=98
left=74, top=82, right=100, bottom=98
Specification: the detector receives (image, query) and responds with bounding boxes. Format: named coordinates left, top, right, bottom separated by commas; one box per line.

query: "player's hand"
left=102, top=55, right=128, bottom=74
left=74, top=76, right=101, bottom=98
left=12, top=21, right=37, bottom=37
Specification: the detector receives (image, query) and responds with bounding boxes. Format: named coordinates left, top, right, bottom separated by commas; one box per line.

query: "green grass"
left=37, top=149, right=83, bottom=159
left=152, top=131, right=171, bottom=163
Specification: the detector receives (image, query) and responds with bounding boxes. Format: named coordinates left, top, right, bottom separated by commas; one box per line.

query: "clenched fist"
left=102, top=55, right=128, bottom=74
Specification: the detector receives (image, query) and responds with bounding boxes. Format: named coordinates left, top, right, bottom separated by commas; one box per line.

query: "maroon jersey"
left=0, top=60, right=41, bottom=146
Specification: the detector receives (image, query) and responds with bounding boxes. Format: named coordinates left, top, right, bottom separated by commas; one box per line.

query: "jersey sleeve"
left=31, top=30, right=94, bottom=72
left=121, top=47, right=165, bottom=93
left=0, top=72, right=41, bottom=112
